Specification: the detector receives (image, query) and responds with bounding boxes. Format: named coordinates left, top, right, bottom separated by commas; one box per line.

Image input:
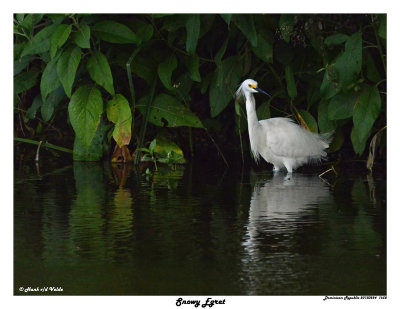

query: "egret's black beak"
left=255, top=87, right=271, bottom=98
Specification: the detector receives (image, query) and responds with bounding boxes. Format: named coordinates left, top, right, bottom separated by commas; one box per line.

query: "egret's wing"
left=260, top=118, right=329, bottom=158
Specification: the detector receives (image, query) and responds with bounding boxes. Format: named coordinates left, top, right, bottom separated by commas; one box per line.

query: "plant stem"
left=14, top=137, right=73, bottom=154
left=135, top=77, right=157, bottom=165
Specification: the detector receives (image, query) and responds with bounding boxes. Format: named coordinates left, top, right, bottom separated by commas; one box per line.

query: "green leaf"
left=14, top=55, right=34, bottom=76
left=68, top=86, right=103, bottom=148
left=136, top=93, right=203, bottom=128
left=25, top=95, right=42, bottom=121
left=21, top=24, right=58, bottom=57
left=41, top=56, right=61, bottom=101
left=87, top=51, right=115, bottom=95
left=220, top=14, right=232, bottom=25
left=185, top=14, right=200, bottom=55
left=73, top=24, right=91, bottom=49
left=92, top=20, right=139, bottom=44
left=233, top=15, right=257, bottom=47
left=351, top=126, right=368, bottom=155
left=106, top=94, right=132, bottom=147
left=50, top=24, right=72, bottom=59
left=73, top=119, right=109, bottom=161
left=298, top=109, right=318, bottom=133
left=215, top=38, right=228, bottom=63
left=41, top=86, right=66, bottom=122
left=252, top=34, right=273, bottom=63
left=378, top=14, right=386, bottom=39
left=133, top=20, right=153, bottom=42
left=320, top=65, right=339, bottom=100
left=285, top=64, right=297, bottom=99
left=279, top=14, right=295, bottom=43
left=317, top=100, right=337, bottom=133
left=19, top=14, right=43, bottom=34
left=334, top=32, right=362, bottom=89
left=157, top=55, right=177, bottom=90
left=352, top=86, right=381, bottom=152
left=184, top=55, right=201, bottom=82
left=210, top=56, right=242, bottom=117
left=328, top=91, right=358, bottom=120
left=14, top=71, right=39, bottom=94
left=57, top=46, right=82, bottom=98
left=153, top=137, right=186, bottom=164
left=324, top=33, right=349, bottom=46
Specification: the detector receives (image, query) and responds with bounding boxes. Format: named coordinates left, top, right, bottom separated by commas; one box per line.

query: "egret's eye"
left=248, top=84, right=256, bottom=89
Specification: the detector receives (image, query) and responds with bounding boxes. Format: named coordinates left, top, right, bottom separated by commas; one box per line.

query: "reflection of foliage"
left=14, top=14, right=386, bottom=162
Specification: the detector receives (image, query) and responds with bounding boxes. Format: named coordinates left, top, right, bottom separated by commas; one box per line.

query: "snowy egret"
left=236, top=79, right=332, bottom=173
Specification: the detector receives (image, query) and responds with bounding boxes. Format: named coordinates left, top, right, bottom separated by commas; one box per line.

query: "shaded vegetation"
left=14, top=14, right=386, bottom=168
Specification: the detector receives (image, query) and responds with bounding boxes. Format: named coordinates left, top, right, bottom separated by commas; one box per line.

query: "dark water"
left=14, top=160, right=386, bottom=295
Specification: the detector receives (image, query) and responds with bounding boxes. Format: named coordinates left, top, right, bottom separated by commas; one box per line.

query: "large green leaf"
left=334, top=32, right=362, bottom=90
left=298, top=109, right=318, bottom=133
left=214, top=37, right=229, bottom=63
left=233, top=15, right=257, bottom=47
left=49, top=24, right=72, bottom=59
left=158, top=55, right=177, bottom=90
left=210, top=56, right=242, bottom=117
left=328, top=91, right=358, bottom=120
left=352, top=86, right=381, bottom=154
left=252, top=34, right=273, bottom=63
left=132, top=20, right=154, bottom=43
left=185, top=14, right=200, bottom=55
left=106, top=94, right=132, bottom=147
left=324, top=33, right=349, bottom=46
left=18, top=14, right=44, bottom=34
left=25, top=95, right=42, bottom=122
left=14, top=71, right=39, bottom=94
left=184, top=55, right=201, bottom=82
left=73, top=119, right=109, bottom=161
left=220, top=14, right=232, bottom=25
left=20, top=24, right=58, bottom=57
left=320, top=65, right=339, bottom=100
left=285, top=64, right=297, bottom=99
left=136, top=93, right=203, bottom=128
left=40, top=56, right=61, bottom=101
left=41, top=86, right=66, bottom=122
left=73, top=25, right=91, bottom=49
left=56, top=46, right=82, bottom=98
left=279, top=14, right=295, bottom=43
left=87, top=51, right=115, bottom=95
left=14, top=55, right=34, bottom=76
left=92, top=20, right=139, bottom=44
left=68, top=86, right=103, bottom=148
left=378, top=14, right=386, bottom=39
left=317, top=100, right=337, bottom=133
left=153, top=136, right=186, bottom=164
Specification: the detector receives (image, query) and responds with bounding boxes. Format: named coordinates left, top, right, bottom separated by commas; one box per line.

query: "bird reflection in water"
left=241, top=172, right=331, bottom=294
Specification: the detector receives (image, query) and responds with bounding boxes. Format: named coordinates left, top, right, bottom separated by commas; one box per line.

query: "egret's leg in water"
left=273, top=166, right=281, bottom=172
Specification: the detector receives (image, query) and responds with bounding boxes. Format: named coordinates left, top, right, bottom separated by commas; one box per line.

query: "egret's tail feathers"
left=319, top=131, right=334, bottom=149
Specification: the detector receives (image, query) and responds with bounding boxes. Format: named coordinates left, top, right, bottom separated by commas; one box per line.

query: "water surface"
left=14, top=160, right=386, bottom=295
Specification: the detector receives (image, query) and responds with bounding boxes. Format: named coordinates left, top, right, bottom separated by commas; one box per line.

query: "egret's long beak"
left=255, top=87, right=271, bottom=98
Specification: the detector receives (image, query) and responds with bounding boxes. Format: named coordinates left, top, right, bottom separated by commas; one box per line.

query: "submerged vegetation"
left=14, top=14, right=386, bottom=169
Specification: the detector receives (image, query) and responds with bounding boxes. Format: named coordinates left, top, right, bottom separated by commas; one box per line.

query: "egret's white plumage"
left=236, top=79, right=332, bottom=173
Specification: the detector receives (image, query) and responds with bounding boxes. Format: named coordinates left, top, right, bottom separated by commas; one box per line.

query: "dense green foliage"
left=14, top=14, right=386, bottom=164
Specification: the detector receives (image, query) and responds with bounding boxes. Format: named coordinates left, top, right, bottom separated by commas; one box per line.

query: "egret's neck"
left=245, top=93, right=259, bottom=128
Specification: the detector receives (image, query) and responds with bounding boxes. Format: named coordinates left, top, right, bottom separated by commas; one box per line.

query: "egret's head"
left=235, top=79, right=271, bottom=99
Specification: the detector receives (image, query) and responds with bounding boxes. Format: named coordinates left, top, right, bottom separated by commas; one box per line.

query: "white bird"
left=236, top=79, right=332, bottom=173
